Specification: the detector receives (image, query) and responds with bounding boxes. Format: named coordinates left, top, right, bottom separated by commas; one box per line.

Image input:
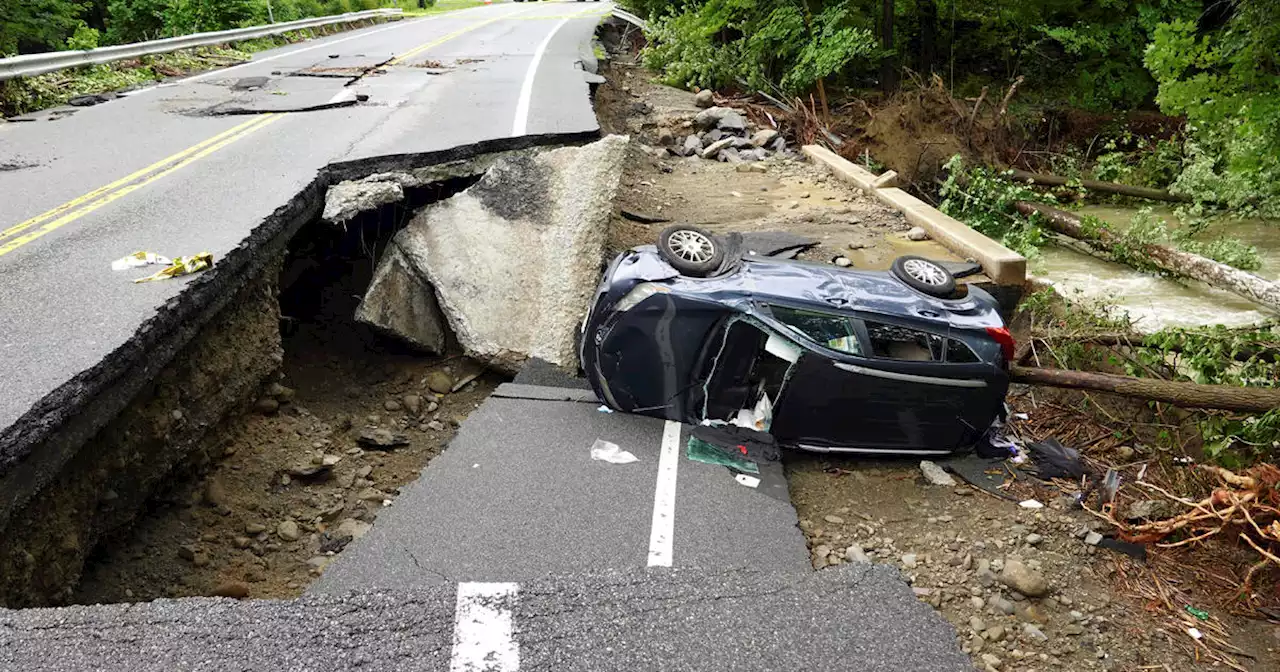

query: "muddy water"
left=1032, top=205, right=1280, bottom=330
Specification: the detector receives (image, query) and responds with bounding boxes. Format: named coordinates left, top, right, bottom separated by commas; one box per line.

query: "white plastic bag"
left=590, top=439, right=638, bottom=464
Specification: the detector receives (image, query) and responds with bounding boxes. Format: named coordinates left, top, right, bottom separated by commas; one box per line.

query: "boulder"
left=694, top=106, right=745, bottom=132
left=700, top=138, right=734, bottom=159
left=323, top=174, right=408, bottom=224
left=693, top=89, right=714, bottom=108
left=751, top=129, right=780, bottom=147
left=682, top=134, right=702, bottom=156
left=999, top=559, right=1050, bottom=597
left=360, top=136, right=628, bottom=372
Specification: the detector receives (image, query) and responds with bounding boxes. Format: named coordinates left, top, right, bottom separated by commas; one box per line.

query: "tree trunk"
left=1010, top=365, right=1280, bottom=413
left=1007, top=169, right=1190, bottom=203
left=879, top=0, right=897, bottom=93
left=917, top=0, right=937, bottom=77
left=1014, top=201, right=1280, bottom=314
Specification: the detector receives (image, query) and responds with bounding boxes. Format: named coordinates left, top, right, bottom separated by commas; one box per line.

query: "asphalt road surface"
left=0, top=0, right=603, bottom=433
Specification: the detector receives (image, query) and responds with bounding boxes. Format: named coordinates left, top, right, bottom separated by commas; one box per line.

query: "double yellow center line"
left=0, top=4, right=544, bottom=259
left=0, top=114, right=280, bottom=257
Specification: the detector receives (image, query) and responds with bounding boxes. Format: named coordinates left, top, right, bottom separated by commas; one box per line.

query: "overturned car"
left=580, top=225, right=1014, bottom=455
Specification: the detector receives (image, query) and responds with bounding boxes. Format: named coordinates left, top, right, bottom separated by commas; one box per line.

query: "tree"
left=0, top=0, right=84, bottom=54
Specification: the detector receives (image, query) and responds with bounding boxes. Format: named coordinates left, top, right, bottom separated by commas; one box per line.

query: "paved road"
left=1, top=565, right=971, bottom=671
left=0, top=1, right=604, bottom=434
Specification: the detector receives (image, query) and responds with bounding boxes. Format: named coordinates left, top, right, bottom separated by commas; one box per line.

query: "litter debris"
left=919, top=460, right=956, bottom=486
left=1185, top=605, right=1209, bottom=621
left=686, top=436, right=759, bottom=474
left=111, top=251, right=171, bottom=271
left=131, top=252, right=213, bottom=283
left=1187, top=627, right=1203, bottom=640
left=734, top=474, right=761, bottom=488
left=1097, top=536, right=1146, bottom=560
left=597, top=405, right=614, bottom=414
left=1026, top=438, right=1088, bottom=480
left=690, top=425, right=779, bottom=463
left=590, top=439, right=638, bottom=464
left=1018, top=499, right=1045, bottom=509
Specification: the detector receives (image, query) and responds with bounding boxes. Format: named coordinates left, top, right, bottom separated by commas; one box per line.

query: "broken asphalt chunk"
left=356, top=428, right=410, bottom=450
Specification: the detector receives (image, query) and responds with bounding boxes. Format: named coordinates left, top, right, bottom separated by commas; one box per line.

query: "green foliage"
left=938, top=155, right=1049, bottom=257
left=641, top=0, right=877, bottom=96
left=1145, top=2, right=1280, bottom=216
left=65, top=24, right=102, bottom=51
left=0, top=0, right=85, bottom=54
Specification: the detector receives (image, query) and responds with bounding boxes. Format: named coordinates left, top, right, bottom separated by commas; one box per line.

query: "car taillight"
left=985, top=326, right=1016, bottom=365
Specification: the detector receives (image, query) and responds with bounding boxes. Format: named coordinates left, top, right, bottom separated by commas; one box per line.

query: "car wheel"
left=657, top=225, right=725, bottom=277
left=891, top=255, right=957, bottom=298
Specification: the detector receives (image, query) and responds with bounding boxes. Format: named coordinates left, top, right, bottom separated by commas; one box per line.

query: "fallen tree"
left=1006, top=169, right=1190, bottom=203
left=1019, top=332, right=1280, bottom=365
left=1009, top=364, right=1280, bottom=413
left=1015, top=201, right=1280, bottom=314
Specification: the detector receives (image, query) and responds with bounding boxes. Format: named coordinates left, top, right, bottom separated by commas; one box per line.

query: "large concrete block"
left=355, top=243, right=448, bottom=353
left=360, top=135, right=629, bottom=371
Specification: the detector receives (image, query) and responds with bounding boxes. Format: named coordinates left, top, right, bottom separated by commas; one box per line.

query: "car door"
left=766, top=307, right=993, bottom=453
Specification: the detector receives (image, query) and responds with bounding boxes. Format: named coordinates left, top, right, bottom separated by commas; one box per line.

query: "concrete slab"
left=312, top=388, right=808, bottom=593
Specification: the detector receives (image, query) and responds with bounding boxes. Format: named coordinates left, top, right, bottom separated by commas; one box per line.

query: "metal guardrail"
left=610, top=8, right=648, bottom=30
left=0, top=8, right=403, bottom=82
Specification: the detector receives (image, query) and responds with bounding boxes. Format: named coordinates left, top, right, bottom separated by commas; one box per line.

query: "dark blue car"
left=580, top=225, right=1014, bottom=456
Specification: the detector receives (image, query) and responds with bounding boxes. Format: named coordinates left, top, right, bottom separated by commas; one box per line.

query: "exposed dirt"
left=74, top=209, right=502, bottom=604
left=598, top=59, right=969, bottom=271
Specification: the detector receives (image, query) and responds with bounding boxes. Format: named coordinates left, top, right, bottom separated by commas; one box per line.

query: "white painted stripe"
left=450, top=582, right=520, bottom=672
left=510, top=14, right=573, bottom=136
left=647, top=420, right=681, bottom=567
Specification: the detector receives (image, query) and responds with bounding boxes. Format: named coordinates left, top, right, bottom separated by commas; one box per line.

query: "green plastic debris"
left=686, top=436, right=759, bottom=474
left=1185, top=605, right=1209, bottom=621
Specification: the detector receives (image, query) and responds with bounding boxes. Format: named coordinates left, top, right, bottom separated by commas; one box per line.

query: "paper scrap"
left=1018, top=499, right=1045, bottom=509
left=133, top=252, right=213, bottom=283
left=734, top=474, right=761, bottom=488
left=111, top=251, right=172, bottom=271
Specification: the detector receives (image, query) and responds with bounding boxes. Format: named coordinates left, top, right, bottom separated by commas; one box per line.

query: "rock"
left=823, top=514, right=845, bottom=524
left=211, top=581, right=251, bottom=599
left=970, top=636, right=985, bottom=653
left=384, top=399, right=403, bottom=412
left=426, top=400, right=439, bottom=413
left=980, top=653, right=1003, bottom=669
left=427, top=420, right=445, bottom=431
left=970, top=596, right=986, bottom=610
left=682, top=134, right=702, bottom=156
left=357, top=487, right=390, bottom=503
left=1000, top=559, right=1050, bottom=597
left=402, top=393, right=422, bottom=415
left=693, top=106, right=742, bottom=131
left=355, top=465, right=373, bottom=479
left=717, top=111, right=746, bottom=133
left=717, top=148, right=741, bottom=163
left=1025, top=533, right=1044, bottom=545
left=307, top=556, right=333, bottom=572
left=323, top=176, right=406, bottom=225
left=983, top=625, right=1006, bottom=642
left=1063, top=624, right=1085, bottom=636
left=693, top=89, right=714, bottom=108
left=277, top=521, right=301, bottom=542
left=254, top=398, right=280, bottom=414
left=177, top=545, right=198, bottom=562
left=1115, top=445, right=1135, bottom=460
left=245, top=522, right=267, bottom=535
left=1084, top=531, right=1103, bottom=546
left=813, top=544, right=832, bottom=559
left=629, top=101, right=652, bottom=116
left=359, top=136, right=627, bottom=372
left=1022, top=624, right=1048, bottom=641
left=844, top=544, right=871, bottom=564
left=656, top=128, right=674, bottom=146
left=730, top=137, right=754, bottom=150
left=703, top=129, right=723, bottom=144
left=192, top=552, right=210, bottom=568
left=1017, top=603, right=1048, bottom=623
left=286, top=464, right=332, bottom=480
left=833, top=257, right=853, bottom=267
left=336, top=518, right=373, bottom=540
left=424, top=370, right=453, bottom=394
left=233, top=536, right=252, bottom=549
left=769, top=136, right=786, bottom=152
left=356, top=428, right=411, bottom=450
left=700, top=138, right=734, bottom=159
left=1126, top=499, right=1176, bottom=521
left=202, top=477, right=229, bottom=510
left=906, top=226, right=930, bottom=241
left=901, top=553, right=918, bottom=569
left=919, top=460, right=956, bottom=486
left=992, top=596, right=1016, bottom=615
left=969, top=616, right=987, bottom=632
left=750, top=129, right=780, bottom=147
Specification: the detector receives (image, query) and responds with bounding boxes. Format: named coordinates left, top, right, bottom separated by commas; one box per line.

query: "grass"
left=397, top=0, right=491, bottom=17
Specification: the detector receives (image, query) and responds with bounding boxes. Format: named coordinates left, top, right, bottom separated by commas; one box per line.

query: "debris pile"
left=667, top=105, right=789, bottom=164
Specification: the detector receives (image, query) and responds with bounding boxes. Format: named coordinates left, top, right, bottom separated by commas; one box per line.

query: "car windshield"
left=769, top=305, right=862, bottom=355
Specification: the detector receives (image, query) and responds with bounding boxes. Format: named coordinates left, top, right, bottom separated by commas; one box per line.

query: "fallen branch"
left=967, top=85, right=988, bottom=129
left=1008, top=169, right=1190, bottom=203
left=997, top=75, right=1023, bottom=119
left=1009, top=365, right=1280, bottom=413
left=1015, top=201, right=1280, bottom=314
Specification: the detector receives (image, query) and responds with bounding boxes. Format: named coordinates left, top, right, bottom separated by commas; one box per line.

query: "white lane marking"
left=510, top=13, right=574, bottom=136
left=647, top=420, right=682, bottom=567
left=450, top=582, right=520, bottom=672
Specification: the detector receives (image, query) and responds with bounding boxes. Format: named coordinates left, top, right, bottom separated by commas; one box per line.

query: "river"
left=1031, top=205, right=1280, bottom=330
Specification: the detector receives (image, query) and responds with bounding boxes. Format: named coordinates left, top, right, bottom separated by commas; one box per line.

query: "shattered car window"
left=865, top=321, right=944, bottom=361
left=946, top=338, right=980, bottom=364
left=770, top=306, right=862, bottom=355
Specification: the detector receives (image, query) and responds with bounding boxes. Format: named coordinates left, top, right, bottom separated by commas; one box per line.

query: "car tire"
left=657, top=225, right=725, bottom=277
left=891, top=256, right=957, bottom=298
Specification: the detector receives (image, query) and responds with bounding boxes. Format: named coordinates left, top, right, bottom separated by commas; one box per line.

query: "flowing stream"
left=1031, top=205, right=1280, bottom=330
